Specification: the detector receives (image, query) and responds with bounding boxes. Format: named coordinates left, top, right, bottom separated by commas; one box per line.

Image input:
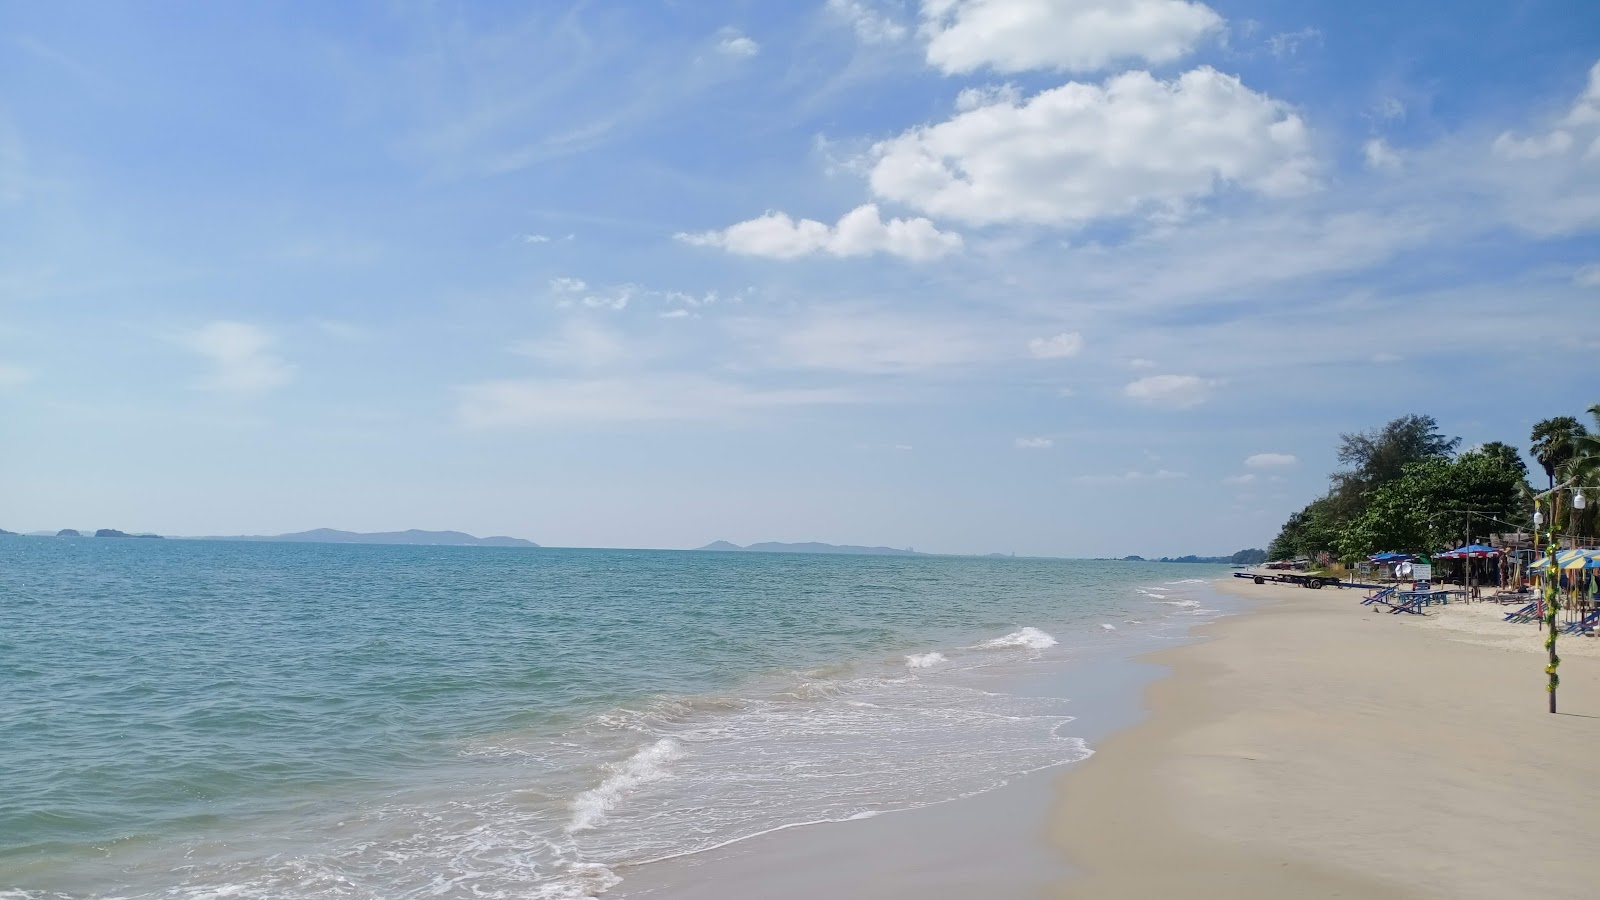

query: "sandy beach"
left=1052, top=576, right=1600, bottom=899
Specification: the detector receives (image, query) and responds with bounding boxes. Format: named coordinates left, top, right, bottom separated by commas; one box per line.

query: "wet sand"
left=1051, top=577, right=1600, bottom=899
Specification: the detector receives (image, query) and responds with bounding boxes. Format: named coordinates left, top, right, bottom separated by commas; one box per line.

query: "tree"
left=1329, top=415, right=1460, bottom=522
left=1529, top=415, right=1588, bottom=490
left=1336, top=453, right=1526, bottom=557
left=1463, top=441, right=1528, bottom=481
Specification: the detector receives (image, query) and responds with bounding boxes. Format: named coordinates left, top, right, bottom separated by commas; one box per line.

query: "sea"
left=0, top=538, right=1231, bottom=899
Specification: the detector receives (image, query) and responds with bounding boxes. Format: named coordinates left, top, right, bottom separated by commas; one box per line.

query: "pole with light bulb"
left=1532, top=479, right=1587, bottom=713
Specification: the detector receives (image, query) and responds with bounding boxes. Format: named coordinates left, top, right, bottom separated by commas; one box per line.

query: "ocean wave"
left=1100, top=623, right=1117, bottom=631
left=978, top=627, right=1058, bottom=650
left=905, top=651, right=946, bottom=669
left=569, top=739, right=682, bottom=832
left=1164, top=579, right=1206, bottom=585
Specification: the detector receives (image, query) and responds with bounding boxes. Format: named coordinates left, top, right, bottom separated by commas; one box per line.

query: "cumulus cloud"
left=717, top=29, right=760, bottom=57
left=1027, top=332, right=1084, bottom=359
left=868, top=67, right=1314, bottom=227
left=1015, top=436, right=1053, bottom=449
left=1074, top=469, right=1188, bottom=484
left=1245, top=452, right=1297, bottom=467
left=677, top=203, right=962, bottom=261
left=458, top=376, right=850, bottom=427
left=921, top=0, right=1224, bottom=74
left=1363, top=137, right=1402, bottom=172
left=179, top=321, right=293, bottom=392
left=827, top=0, right=908, bottom=44
left=1123, top=374, right=1215, bottom=408
left=1492, top=130, right=1574, bottom=160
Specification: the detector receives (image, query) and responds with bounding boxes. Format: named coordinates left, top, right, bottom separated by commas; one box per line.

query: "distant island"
left=95, top=529, right=164, bottom=539
left=1122, top=549, right=1267, bottom=565
left=56, top=529, right=81, bottom=537
left=697, top=541, right=925, bottom=556
left=194, top=528, right=539, bottom=548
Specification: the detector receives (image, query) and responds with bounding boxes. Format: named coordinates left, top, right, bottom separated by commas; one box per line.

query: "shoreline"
left=1049, top=576, right=1600, bottom=899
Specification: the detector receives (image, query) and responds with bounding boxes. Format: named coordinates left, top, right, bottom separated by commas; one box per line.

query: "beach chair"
left=1373, top=594, right=1427, bottom=615
left=1503, top=602, right=1540, bottom=623
left=1562, top=611, right=1600, bottom=635
left=1362, top=586, right=1397, bottom=606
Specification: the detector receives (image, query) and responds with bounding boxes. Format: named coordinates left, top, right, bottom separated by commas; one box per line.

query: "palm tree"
left=1562, top=405, right=1600, bottom=538
left=1529, top=416, right=1587, bottom=490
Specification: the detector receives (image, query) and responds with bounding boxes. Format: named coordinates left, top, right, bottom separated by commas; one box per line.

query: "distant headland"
left=193, top=528, right=539, bottom=548
left=696, top=541, right=925, bottom=556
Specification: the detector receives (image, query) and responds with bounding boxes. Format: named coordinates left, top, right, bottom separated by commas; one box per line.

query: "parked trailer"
left=1233, top=571, right=1351, bottom=590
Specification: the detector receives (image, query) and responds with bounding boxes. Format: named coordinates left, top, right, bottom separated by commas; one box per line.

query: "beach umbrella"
left=1528, top=549, right=1600, bottom=570
left=1438, top=544, right=1498, bottom=559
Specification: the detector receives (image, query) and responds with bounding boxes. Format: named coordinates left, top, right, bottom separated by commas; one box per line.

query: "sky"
left=2, top=0, right=1599, bottom=556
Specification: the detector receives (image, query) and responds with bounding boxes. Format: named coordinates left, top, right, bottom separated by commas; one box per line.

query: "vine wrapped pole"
left=1544, top=542, right=1560, bottom=713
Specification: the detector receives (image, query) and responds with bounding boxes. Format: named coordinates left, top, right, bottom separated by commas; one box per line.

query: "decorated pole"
left=1543, top=498, right=1560, bottom=713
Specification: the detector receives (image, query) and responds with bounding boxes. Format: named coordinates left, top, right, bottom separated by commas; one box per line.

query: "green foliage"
left=1230, top=548, right=1268, bottom=565
left=1529, top=415, right=1588, bottom=488
left=1336, top=454, right=1524, bottom=557
left=1464, top=441, right=1527, bottom=479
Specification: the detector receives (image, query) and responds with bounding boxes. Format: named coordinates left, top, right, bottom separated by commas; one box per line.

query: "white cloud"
left=677, top=203, right=962, bottom=261
left=513, top=320, right=628, bottom=370
left=0, top=362, right=33, bottom=389
left=921, top=0, right=1224, bottom=74
left=1027, top=332, right=1084, bottom=359
left=1245, top=452, right=1297, bottom=468
left=1128, top=357, right=1157, bottom=369
left=179, top=321, right=293, bottom=392
left=550, top=277, right=588, bottom=293
left=868, top=67, right=1314, bottom=227
left=549, top=277, right=633, bottom=310
left=954, top=83, right=1021, bottom=111
left=1363, top=137, right=1402, bottom=172
left=1265, top=26, right=1321, bottom=58
left=1576, top=264, right=1600, bottom=287
left=717, top=30, right=760, bottom=58
left=1015, top=436, right=1053, bottom=449
left=522, top=233, right=551, bottom=244
left=1492, top=62, right=1600, bottom=161
left=1492, top=130, right=1573, bottom=160
left=1073, top=469, right=1187, bottom=484
left=458, top=375, right=850, bottom=427
left=827, top=0, right=908, bottom=44
left=660, top=309, right=693, bottom=319
left=1123, top=374, right=1215, bottom=408
left=1223, top=473, right=1257, bottom=485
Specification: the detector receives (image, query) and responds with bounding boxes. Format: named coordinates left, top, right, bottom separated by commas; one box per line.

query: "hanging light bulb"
left=1574, top=490, right=1588, bottom=510
left=1533, top=509, right=1544, bottom=526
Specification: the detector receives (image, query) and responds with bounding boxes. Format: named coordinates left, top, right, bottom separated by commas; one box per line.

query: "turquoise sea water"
left=0, top=538, right=1227, bottom=898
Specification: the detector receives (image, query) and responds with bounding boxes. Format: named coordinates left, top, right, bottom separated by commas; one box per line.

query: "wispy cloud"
left=1027, top=332, right=1084, bottom=359
left=1015, top=436, right=1054, bottom=449
left=717, top=29, right=760, bottom=58
left=458, top=375, right=852, bottom=427
left=1073, top=469, right=1188, bottom=484
left=1245, top=452, right=1297, bottom=468
left=178, top=322, right=293, bottom=393
left=0, top=362, right=34, bottom=389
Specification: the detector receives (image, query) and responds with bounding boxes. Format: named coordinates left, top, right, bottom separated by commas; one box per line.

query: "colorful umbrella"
left=1436, top=543, right=1500, bottom=559
left=1528, top=549, right=1600, bottom=570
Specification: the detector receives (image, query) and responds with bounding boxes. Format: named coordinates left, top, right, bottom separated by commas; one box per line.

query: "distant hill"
left=198, top=528, right=539, bottom=548
left=1123, top=548, right=1268, bottom=564
left=95, top=529, right=163, bottom=539
left=696, top=541, right=924, bottom=556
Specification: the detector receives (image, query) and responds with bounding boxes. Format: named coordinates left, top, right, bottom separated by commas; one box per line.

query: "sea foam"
left=979, top=627, right=1058, bottom=650
left=569, top=738, right=682, bottom=832
left=905, top=651, right=947, bottom=669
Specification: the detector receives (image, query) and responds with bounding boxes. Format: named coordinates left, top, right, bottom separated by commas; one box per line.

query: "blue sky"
left=3, top=0, right=1598, bottom=555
